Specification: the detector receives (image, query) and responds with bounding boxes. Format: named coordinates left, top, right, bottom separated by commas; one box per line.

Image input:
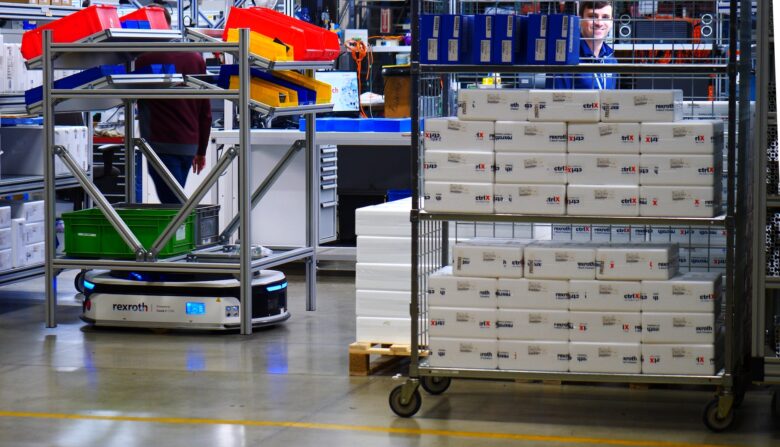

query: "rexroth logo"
left=112, top=303, right=149, bottom=312
left=655, top=104, right=676, bottom=111
left=549, top=135, right=567, bottom=143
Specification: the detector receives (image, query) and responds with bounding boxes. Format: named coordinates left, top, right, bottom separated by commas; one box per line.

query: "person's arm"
left=192, top=99, right=212, bottom=174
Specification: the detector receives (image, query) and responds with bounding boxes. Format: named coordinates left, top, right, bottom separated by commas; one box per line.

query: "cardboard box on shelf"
left=0, top=228, right=10, bottom=250
left=1, top=200, right=45, bottom=223
left=639, top=185, right=721, bottom=218
left=356, top=317, right=410, bottom=345
left=493, top=121, right=568, bottom=152
left=496, top=278, right=569, bottom=310
left=423, top=118, right=494, bottom=151
left=427, top=267, right=498, bottom=308
left=524, top=242, right=597, bottom=280
left=641, top=272, right=721, bottom=313
left=639, top=154, right=722, bottom=186
left=569, top=342, right=642, bottom=373
left=569, top=311, right=642, bottom=342
left=0, top=248, right=11, bottom=271
left=596, top=244, right=679, bottom=280
left=641, top=312, right=718, bottom=344
left=429, top=337, right=498, bottom=369
left=568, top=280, right=642, bottom=312
left=0, top=206, right=10, bottom=228
left=424, top=182, right=494, bottom=214
left=429, top=307, right=497, bottom=339
left=600, top=89, right=683, bottom=122
left=566, top=185, right=640, bottom=217
left=641, top=343, right=718, bottom=375
left=567, top=154, right=639, bottom=186
left=457, top=89, right=530, bottom=121
left=639, top=120, right=724, bottom=154
left=496, top=309, right=570, bottom=341
left=423, top=150, right=495, bottom=183
left=355, top=290, right=410, bottom=318
left=566, top=123, right=641, bottom=154
left=452, top=239, right=526, bottom=279
left=493, top=184, right=566, bottom=215
left=527, top=89, right=600, bottom=122
left=494, top=152, right=567, bottom=184
left=497, top=340, right=570, bottom=371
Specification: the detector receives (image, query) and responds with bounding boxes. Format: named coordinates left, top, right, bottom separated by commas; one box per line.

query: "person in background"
left=135, top=8, right=212, bottom=203
left=549, top=1, right=618, bottom=89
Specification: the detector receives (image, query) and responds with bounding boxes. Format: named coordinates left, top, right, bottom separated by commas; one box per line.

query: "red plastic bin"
left=248, top=7, right=340, bottom=61
left=119, top=6, right=170, bottom=30
left=21, top=5, right=122, bottom=60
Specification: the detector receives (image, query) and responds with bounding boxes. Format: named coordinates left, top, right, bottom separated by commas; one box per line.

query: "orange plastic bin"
left=119, top=6, right=170, bottom=30
left=21, top=5, right=122, bottom=60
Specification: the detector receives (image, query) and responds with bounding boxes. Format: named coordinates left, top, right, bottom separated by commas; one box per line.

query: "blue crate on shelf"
left=300, top=118, right=411, bottom=132
left=25, top=65, right=127, bottom=106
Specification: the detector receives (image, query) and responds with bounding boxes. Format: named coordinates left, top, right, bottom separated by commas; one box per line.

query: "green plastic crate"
left=62, top=206, right=195, bottom=259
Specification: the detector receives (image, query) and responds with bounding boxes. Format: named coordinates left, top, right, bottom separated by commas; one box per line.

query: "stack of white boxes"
left=2, top=201, right=45, bottom=270
left=0, top=37, right=80, bottom=94
left=0, top=206, right=11, bottom=271
left=423, top=89, right=722, bottom=218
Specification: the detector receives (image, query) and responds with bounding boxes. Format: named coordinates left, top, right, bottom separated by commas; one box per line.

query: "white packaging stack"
left=641, top=344, right=717, bottom=375
left=10, top=218, right=24, bottom=268
left=494, top=121, right=568, bottom=152
left=497, top=340, right=570, bottom=371
left=0, top=206, right=10, bottom=228
left=423, top=150, right=495, bottom=182
left=568, top=280, right=642, bottom=311
left=494, top=152, right=567, bottom=184
left=524, top=242, right=596, bottom=279
left=496, top=309, right=570, bottom=341
left=356, top=317, right=411, bottom=345
left=429, top=338, right=498, bottom=369
left=566, top=123, right=641, bottom=154
left=569, top=311, right=642, bottom=342
left=355, top=197, right=411, bottom=237
left=641, top=272, right=721, bottom=312
left=356, top=236, right=410, bottom=264
left=566, top=185, right=640, bottom=217
left=22, top=242, right=44, bottom=267
left=600, top=89, right=683, bottom=122
left=356, top=263, right=410, bottom=291
left=639, top=154, right=721, bottom=186
left=423, top=118, right=494, bottom=151
left=569, top=342, right=642, bottom=373
left=639, top=185, right=721, bottom=218
left=429, top=307, right=497, bottom=339
left=496, top=278, right=569, bottom=310
left=2, top=200, right=45, bottom=223
left=428, top=267, right=498, bottom=308
left=596, top=244, right=679, bottom=280
left=0, top=227, right=10, bottom=250
left=566, top=154, right=640, bottom=185
left=639, top=121, right=724, bottom=154
left=452, top=239, right=526, bottom=278
left=0, top=249, right=11, bottom=271
left=528, top=90, right=601, bottom=122
left=642, top=312, right=718, bottom=344
left=493, top=184, right=566, bottom=215
left=457, top=89, right=530, bottom=121
left=356, top=290, right=410, bottom=318
left=424, top=182, right=494, bottom=213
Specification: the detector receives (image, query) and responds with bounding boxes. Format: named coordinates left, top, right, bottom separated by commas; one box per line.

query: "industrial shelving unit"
left=388, top=0, right=752, bottom=432
left=39, top=25, right=332, bottom=334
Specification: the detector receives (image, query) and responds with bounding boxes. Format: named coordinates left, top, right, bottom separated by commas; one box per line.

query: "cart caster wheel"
left=703, top=398, right=735, bottom=432
left=389, top=384, right=421, bottom=418
left=421, top=376, right=452, bottom=395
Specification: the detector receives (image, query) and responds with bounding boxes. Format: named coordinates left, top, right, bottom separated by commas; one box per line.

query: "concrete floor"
left=0, top=269, right=777, bottom=447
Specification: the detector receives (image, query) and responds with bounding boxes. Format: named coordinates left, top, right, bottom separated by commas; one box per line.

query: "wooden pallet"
left=348, top=342, right=428, bottom=376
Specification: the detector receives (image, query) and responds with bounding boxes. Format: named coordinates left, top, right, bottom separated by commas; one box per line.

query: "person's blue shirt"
left=547, top=40, right=618, bottom=89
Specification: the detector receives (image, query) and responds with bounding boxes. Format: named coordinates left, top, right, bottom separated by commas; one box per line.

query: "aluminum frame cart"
left=389, top=0, right=753, bottom=432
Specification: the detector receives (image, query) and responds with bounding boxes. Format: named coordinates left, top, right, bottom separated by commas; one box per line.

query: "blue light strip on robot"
left=266, top=282, right=288, bottom=292
left=83, top=280, right=95, bottom=290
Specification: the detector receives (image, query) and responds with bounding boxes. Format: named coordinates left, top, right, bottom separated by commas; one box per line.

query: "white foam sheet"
left=496, top=278, right=569, bottom=310
left=566, top=185, right=640, bottom=217
left=356, top=290, right=410, bottom=318
left=356, top=236, right=410, bottom=264
left=596, top=244, right=679, bottom=280
left=494, top=152, right=567, bottom=184
left=493, top=184, right=566, bottom=215
left=641, top=312, right=718, bottom=344
left=429, top=307, right=497, bottom=339
left=493, top=121, right=568, bottom=152
left=355, top=198, right=411, bottom=237
left=356, top=263, right=411, bottom=292
left=356, top=317, right=411, bottom=344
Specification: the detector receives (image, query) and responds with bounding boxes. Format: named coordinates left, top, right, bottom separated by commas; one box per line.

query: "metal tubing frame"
left=135, top=138, right=188, bottom=204
left=408, top=0, right=420, bottom=379
left=238, top=28, right=253, bottom=335
left=148, top=146, right=238, bottom=259
left=43, top=30, right=56, bottom=328
left=304, top=69, right=318, bottom=311
left=124, top=99, right=136, bottom=203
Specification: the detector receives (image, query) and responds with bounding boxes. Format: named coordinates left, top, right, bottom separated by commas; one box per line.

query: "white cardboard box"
left=457, top=89, right=530, bottom=121
left=642, top=312, right=718, bottom=344
left=356, top=317, right=410, bottom=344
left=600, top=89, right=683, bottom=122
left=21, top=222, right=44, bottom=245
left=0, top=228, right=10, bottom=250
left=596, top=244, right=679, bottom=280
left=569, top=311, right=642, bottom=342
left=452, top=239, right=526, bottom=278
left=569, top=342, right=642, bottom=373
left=21, top=242, right=44, bottom=267
left=0, top=248, right=11, bottom=271
left=566, top=123, right=641, bottom=154
left=566, top=154, right=640, bottom=185
left=641, top=344, right=717, bottom=375
left=2, top=200, right=45, bottom=223
left=528, top=90, right=601, bottom=122
left=429, top=307, right=497, bottom=339
left=423, top=118, right=494, bottom=151
left=640, top=121, right=724, bottom=154
left=494, top=152, right=567, bottom=184
left=524, top=242, right=597, bottom=280
left=356, top=236, right=410, bottom=264
left=639, top=154, right=722, bottom=186
left=424, top=150, right=495, bottom=183
left=566, top=185, right=640, bottom=217
left=355, top=198, right=411, bottom=237
left=641, top=272, right=721, bottom=313
left=0, top=206, right=10, bottom=228
left=496, top=309, right=570, bottom=341
left=493, top=184, right=566, bottom=215
left=356, top=263, right=410, bottom=292
left=424, top=182, right=494, bottom=214
left=494, top=121, right=568, bottom=153
left=568, top=280, right=642, bottom=312
left=356, top=290, right=410, bottom=318
left=428, top=337, right=498, bottom=369
left=639, top=186, right=721, bottom=218
left=427, top=267, right=498, bottom=308
left=497, top=340, right=570, bottom=371
left=10, top=218, right=24, bottom=268
left=496, top=278, right=569, bottom=310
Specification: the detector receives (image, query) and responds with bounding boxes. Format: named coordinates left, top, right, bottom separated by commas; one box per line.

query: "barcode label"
left=535, top=39, right=545, bottom=61
left=599, top=124, right=614, bottom=136
left=485, top=16, right=492, bottom=39
left=428, top=39, right=438, bottom=61
left=672, top=190, right=688, bottom=200
left=502, top=40, right=512, bottom=62
left=480, top=40, right=491, bottom=62
left=450, top=184, right=465, bottom=194
left=448, top=39, right=458, bottom=61
left=524, top=126, right=538, bottom=136
left=556, top=39, right=566, bottom=62
left=594, top=189, right=610, bottom=200
left=634, top=95, right=649, bottom=106
left=597, top=158, right=613, bottom=168
left=452, top=16, right=460, bottom=38
left=447, top=153, right=465, bottom=163
left=524, top=158, right=538, bottom=169
left=507, top=16, right=514, bottom=37
left=561, top=16, right=569, bottom=37
left=673, top=127, right=689, bottom=138
left=540, top=15, right=547, bottom=37
left=670, top=158, right=686, bottom=168
left=433, top=16, right=440, bottom=38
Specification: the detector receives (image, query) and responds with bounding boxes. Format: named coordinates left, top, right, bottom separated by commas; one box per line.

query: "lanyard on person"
left=593, top=51, right=607, bottom=90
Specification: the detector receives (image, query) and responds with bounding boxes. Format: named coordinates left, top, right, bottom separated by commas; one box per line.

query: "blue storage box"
left=218, top=65, right=317, bottom=105
left=25, top=65, right=126, bottom=106
left=520, top=14, right=547, bottom=65
left=491, top=14, right=519, bottom=65
left=121, top=20, right=151, bottom=29
left=546, top=14, right=580, bottom=65
left=440, top=14, right=466, bottom=64
left=300, top=118, right=411, bottom=132
left=463, top=15, right=493, bottom=64
left=420, top=14, right=443, bottom=64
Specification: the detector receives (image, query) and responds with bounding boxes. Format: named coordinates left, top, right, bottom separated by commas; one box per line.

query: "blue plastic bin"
left=25, top=65, right=126, bottom=105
